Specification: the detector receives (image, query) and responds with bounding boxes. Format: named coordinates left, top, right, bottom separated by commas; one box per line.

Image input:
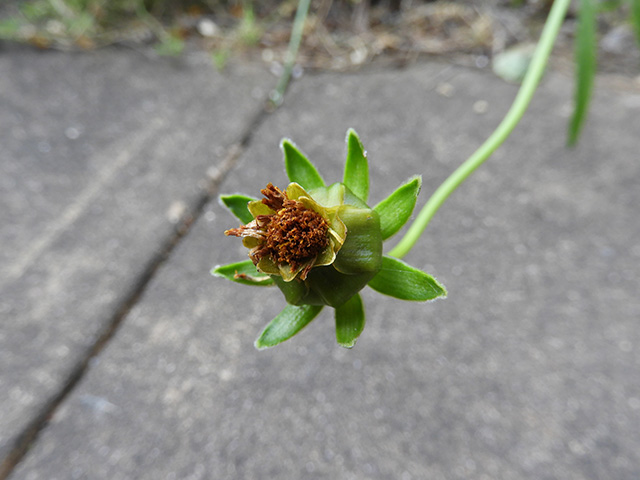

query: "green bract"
left=213, top=129, right=446, bottom=349
left=271, top=183, right=382, bottom=307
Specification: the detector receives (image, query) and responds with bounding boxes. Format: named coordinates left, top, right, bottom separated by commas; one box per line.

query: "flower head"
left=225, top=182, right=345, bottom=282
left=213, top=129, right=446, bottom=349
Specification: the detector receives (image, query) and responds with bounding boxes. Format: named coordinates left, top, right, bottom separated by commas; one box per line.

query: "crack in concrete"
left=0, top=99, right=271, bottom=480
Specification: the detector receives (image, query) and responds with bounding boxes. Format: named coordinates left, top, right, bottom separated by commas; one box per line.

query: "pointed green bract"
left=255, top=304, right=324, bottom=349
left=368, top=255, right=446, bottom=301
left=568, top=0, right=596, bottom=146
left=373, top=176, right=422, bottom=240
left=335, top=293, right=365, bottom=348
left=220, top=194, right=257, bottom=224
left=281, top=139, right=325, bottom=190
left=211, top=260, right=274, bottom=286
left=343, top=129, right=369, bottom=202
left=307, top=182, right=345, bottom=208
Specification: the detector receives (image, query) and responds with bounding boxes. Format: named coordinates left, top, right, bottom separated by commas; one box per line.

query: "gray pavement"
left=0, top=45, right=271, bottom=475
left=2, top=43, right=640, bottom=480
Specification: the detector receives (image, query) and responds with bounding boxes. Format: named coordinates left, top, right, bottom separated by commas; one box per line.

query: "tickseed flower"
left=225, top=182, right=348, bottom=284
left=213, top=129, right=446, bottom=349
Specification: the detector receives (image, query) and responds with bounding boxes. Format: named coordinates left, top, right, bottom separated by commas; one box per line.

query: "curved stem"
left=388, top=0, right=571, bottom=259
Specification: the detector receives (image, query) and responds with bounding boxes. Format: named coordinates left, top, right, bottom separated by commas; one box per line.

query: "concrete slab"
left=0, top=46, right=272, bottom=466
left=10, top=62, right=640, bottom=479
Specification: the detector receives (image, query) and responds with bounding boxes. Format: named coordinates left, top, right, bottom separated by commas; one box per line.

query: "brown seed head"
left=265, top=199, right=329, bottom=271
left=225, top=184, right=329, bottom=277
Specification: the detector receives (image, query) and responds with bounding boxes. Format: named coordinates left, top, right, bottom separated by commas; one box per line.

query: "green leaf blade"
left=568, top=0, right=597, bottom=146
left=220, top=194, right=257, bottom=224
left=373, top=176, right=422, bottom=240
left=368, top=256, right=446, bottom=301
left=255, top=304, right=324, bottom=349
left=335, top=293, right=365, bottom=348
left=630, top=0, right=640, bottom=48
left=211, top=260, right=274, bottom=286
left=343, top=129, right=369, bottom=202
left=281, top=139, right=325, bottom=190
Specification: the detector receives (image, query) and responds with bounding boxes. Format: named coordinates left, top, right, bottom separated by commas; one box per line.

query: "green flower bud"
left=225, top=182, right=382, bottom=307
left=214, top=130, right=447, bottom=349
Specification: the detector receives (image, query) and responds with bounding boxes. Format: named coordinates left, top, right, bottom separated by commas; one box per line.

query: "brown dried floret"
left=225, top=183, right=329, bottom=278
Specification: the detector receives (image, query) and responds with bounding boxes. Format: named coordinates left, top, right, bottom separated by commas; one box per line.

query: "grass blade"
left=629, top=0, right=640, bottom=48
left=568, top=0, right=597, bottom=146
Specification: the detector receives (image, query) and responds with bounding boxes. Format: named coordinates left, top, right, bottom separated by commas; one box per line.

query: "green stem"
left=388, top=0, right=571, bottom=259
left=271, top=0, right=311, bottom=106
left=134, top=0, right=168, bottom=41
